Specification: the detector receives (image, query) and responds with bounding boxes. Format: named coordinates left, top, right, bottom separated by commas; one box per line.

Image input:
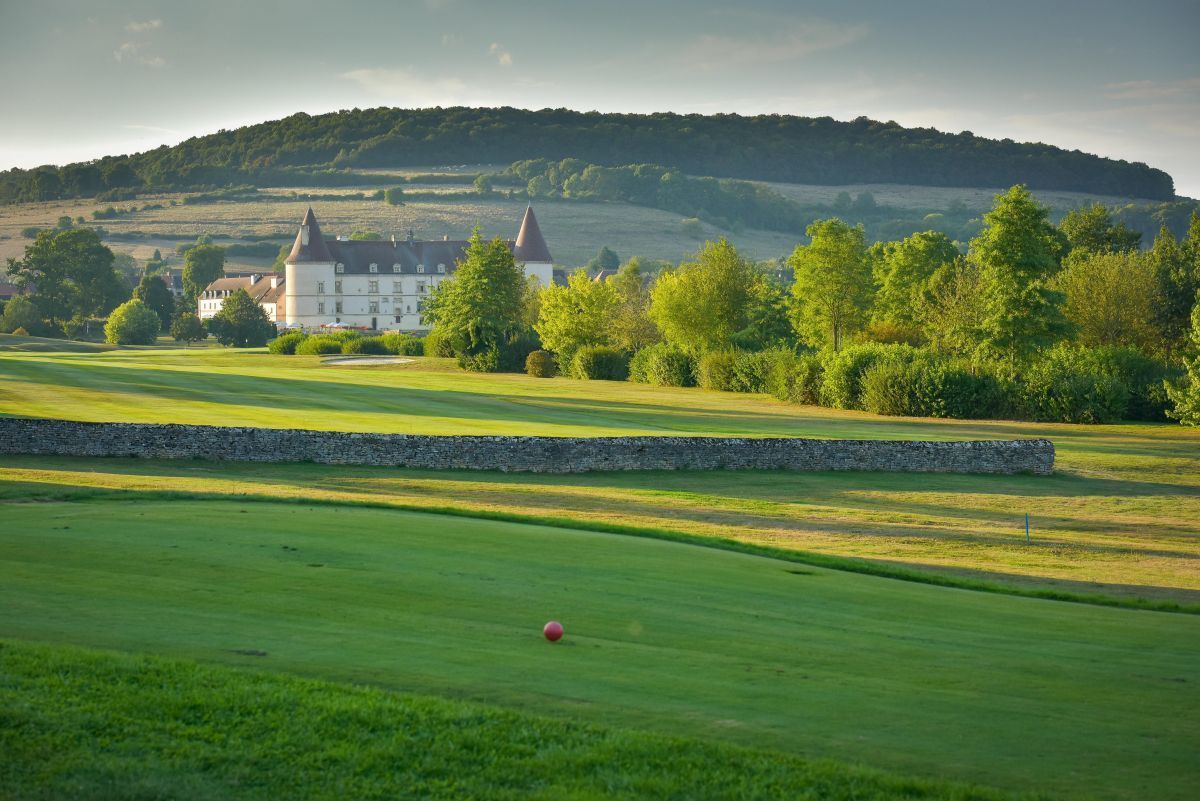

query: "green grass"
left=1, top=347, right=1197, bottom=604
left=0, top=641, right=1029, bottom=801
left=3, top=500, right=1198, bottom=800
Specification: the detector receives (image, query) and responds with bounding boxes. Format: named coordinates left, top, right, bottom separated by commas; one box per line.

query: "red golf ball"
left=543, top=620, right=564, bottom=642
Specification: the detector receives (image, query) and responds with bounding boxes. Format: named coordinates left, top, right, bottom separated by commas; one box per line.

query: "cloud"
left=126, top=19, right=162, bottom=33
left=114, top=41, right=165, bottom=67
left=340, top=68, right=469, bottom=104
left=489, top=43, right=513, bottom=67
left=671, top=20, right=869, bottom=71
left=1104, top=77, right=1200, bottom=101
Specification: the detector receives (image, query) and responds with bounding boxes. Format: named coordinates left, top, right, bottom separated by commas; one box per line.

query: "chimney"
left=443, top=234, right=449, bottom=241
left=391, top=234, right=396, bottom=245
left=250, top=273, right=261, bottom=285
left=407, top=229, right=415, bottom=245
left=270, top=275, right=280, bottom=289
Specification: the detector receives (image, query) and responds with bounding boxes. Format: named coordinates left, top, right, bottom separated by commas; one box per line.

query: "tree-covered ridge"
left=0, top=107, right=1176, bottom=204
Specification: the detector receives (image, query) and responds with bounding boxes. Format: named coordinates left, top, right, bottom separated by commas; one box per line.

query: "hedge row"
left=268, top=330, right=427, bottom=357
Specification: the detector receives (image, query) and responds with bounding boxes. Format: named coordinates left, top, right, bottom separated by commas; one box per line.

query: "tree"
left=606, top=259, right=660, bottom=352
left=384, top=186, right=405, bottom=205
left=6, top=228, right=125, bottom=325
left=182, top=244, right=225, bottom=307
left=1057, top=250, right=1157, bottom=350
left=0, top=296, right=42, bottom=334
left=56, top=215, right=73, bottom=230
left=589, top=246, right=620, bottom=273
left=473, top=174, right=494, bottom=194
left=916, top=258, right=987, bottom=357
left=1059, top=203, right=1141, bottom=254
left=132, top=273, right=175, bottom=331
left=869, top=230, right=960, bottom=329
left=422, top=229, right=527, bottom=370
left=734, top=273, right=793, bottom=350
left=207, top=289, right=274, bottom=347
left=170, top=312, right=207, bottom=345
left=535, top=269, right=620, bottom=363
left=348, top=230, right=383, bottom=240
left=104, top=299, right=161, bottom=345
left=970, top=185, right=1069, bottom=361
left=788, top=219, right=872, bottom=351
left=1166, top=300, right=1200, bottom=426
left=1151, top=215, right=1200, bottom=357
left=650, top=239, right=756, bottom=354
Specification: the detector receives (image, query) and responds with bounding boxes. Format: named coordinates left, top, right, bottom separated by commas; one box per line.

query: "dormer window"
left=437, top=264, right=446, bottom=273
left=393, top=264, right=401, bottom=273
left=417, top=265, right=425, bottom=274
left=369, top=263, right=378, bottom=273
left=335, top=263, right=344, bottom=274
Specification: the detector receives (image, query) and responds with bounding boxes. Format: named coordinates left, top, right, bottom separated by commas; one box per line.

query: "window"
left=316, top=281, right=325, bottom=294
left=417, top=265, right=425, bottom=274
left=317, top=301, right=325, bottom=315
left=406, top=305, right=412, bottom=313
left=369, top=263, right=378, bottom=273
left=392, top=281, right=401, bottom=292
left=335, top=263, right=344, bottom=273
left=368, top=280, right=379, bottom=293
left=392, top=264, right=401, bottom=273
left=417, top=299, right=427, bottom=312
left=335, top=301, right=343, bottom=314
left=395, top=315, right=402, bottom=323
left=437, top=264, right=446, bottom=273
left=334, top=280, right=342, bottom=294
left=417, top=281, right=426, bottom=294
left=393, top=296, right=402, bottom=305
left=368, top=300, right=379, bottom=314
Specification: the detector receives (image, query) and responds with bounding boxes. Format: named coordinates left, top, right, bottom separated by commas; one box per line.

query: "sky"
left=1, top=0, right=1198, bottom=196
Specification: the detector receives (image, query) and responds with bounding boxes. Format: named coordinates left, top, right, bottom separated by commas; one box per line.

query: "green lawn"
left=3, top=500, right=1197, bottom=800
left=1, top=347, right=1197, bottom=604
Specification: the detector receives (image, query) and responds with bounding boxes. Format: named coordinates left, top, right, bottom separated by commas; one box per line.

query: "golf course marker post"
left=1025, top=513, right=1031, bottom=543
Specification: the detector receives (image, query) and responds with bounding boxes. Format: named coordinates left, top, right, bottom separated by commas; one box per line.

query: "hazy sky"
left=2, top=0, right=1198, bottom=196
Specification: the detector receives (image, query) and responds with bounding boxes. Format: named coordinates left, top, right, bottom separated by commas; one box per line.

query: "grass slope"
left=1, top=641, right=1029, bottom=801
left=3, top=500, right=1198, bottom=800
left=1, top=348, right=1197, bottom=603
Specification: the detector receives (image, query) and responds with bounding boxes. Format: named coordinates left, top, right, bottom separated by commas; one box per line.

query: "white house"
left=199, top=205, right=554, bottom=332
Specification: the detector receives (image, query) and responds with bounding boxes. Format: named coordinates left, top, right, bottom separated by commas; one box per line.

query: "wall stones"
left=0, top=417, right=1055, bottom=475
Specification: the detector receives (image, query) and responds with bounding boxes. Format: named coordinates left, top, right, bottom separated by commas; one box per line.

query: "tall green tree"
left=606, top=259, right=660, bottom=352
left=916, top=258, right=987, bottom=357
left=1148, top=224, right=1197, bottom=357
left=649, top=239, right=755, bottom=354
left=1057, top=250, right=1157, bottom=350
left=104, top=299, right=161, bottom=345
left=208, top=289, right=274, bottom=347
left=589, top=246, right=621, bottom=273
left=734, top=272, right=793, bottom=350
left=1059, top=203, right=1141, bottom=255
left=535, top=269, right=620, bottom=363
left=182, top=244, right=225, bottom=308
left=869, top=230, right=960, bottom=329
left=970, top=185, right=1069, bottom=361
left=170, top=312, right=207, bottom=345
left=6, top=228, right=125, bottom=325
left=132, top=273, right=175, bottom=331
left=422, top=229, right=527, bottom=370
left=787, top=219, right=872, bottom=351
left=1166, top=300, right=1200, bottom=426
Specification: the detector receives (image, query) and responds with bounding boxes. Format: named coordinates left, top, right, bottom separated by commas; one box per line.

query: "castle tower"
left=513, top=205, right=554, bottom=287
left=284, top=207, right=336, bottom=326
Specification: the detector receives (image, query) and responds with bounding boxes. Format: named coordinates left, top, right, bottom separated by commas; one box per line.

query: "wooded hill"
left=0, top=107, right=1177, bottom=205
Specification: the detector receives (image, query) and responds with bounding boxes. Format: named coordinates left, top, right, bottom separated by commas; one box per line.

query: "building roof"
left=203, top=274, right=284, bottom=302
left=514, top=205, right=552, bottom=263
left=286, top=207, right=333, bottom=263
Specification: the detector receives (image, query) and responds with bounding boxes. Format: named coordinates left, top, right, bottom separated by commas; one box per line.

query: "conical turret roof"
left=287, top=207, right=333, bottom=263
left=513, top=205, right=552, bottom=264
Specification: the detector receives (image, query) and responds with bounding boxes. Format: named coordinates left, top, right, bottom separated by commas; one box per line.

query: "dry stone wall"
left=0, top=418, right=1054, bottom=475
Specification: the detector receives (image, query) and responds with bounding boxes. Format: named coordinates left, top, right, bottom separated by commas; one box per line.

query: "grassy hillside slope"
left=1, top=348, right=1197, bottom=604
left=3, top=500, right=1197, bottom=800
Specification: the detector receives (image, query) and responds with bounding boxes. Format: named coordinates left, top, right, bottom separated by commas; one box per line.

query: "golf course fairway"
left=3, top=499, right=1197, bottom=800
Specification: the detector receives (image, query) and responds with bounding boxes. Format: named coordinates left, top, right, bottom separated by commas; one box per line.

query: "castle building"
left=199, top=205, right=553, bottom=332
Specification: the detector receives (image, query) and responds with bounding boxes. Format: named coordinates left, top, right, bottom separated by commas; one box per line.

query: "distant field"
left=1, top=347, right=1197, bottom=604
left=3, top=500, right=1197, bottom=800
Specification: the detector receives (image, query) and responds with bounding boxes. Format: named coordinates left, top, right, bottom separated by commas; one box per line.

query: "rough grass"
left=1, top=347, right=1197, bottom=604
left=0, top=640, right=1032, bottom=801
left=3, top=500, right=1197, bottom=800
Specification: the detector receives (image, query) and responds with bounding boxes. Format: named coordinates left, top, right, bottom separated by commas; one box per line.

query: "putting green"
left=2, top=499, right=1197, bottom=800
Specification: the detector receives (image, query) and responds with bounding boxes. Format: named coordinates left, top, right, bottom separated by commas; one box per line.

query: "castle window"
left=317, top=281, right=325, bottom=294
left=392, top=281, right=401, bottom=292
left=317, top=302, right=325, bottom=315
left=369, top=263, right=378, bottom=273
left=437, top=264, right=446, bottom=273
left=368, top=280, right=379, bottom=293
left=393, top=296, right=402, bottom=305
left=417, top=265, right=425, bottom=274
left=335, top=301, right=343, bottom=314
left=395, top=315, right=402, bottom=323
left=334, top=280, right=342, bottom=294
left=368, top=300, right=379, bottom=314
left=417, top=281, right=426, bottom=294
left=335, top=263, right=344, bottom=273
left=392, top=264, right=401, bottom=273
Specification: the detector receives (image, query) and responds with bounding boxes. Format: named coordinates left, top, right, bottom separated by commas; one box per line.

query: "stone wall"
left=0, top=417, right=1054, bottom=475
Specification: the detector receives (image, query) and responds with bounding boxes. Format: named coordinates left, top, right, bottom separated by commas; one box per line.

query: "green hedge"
left=629, top=343, right=695, bottom=387
left=268, top=331, right=307, bottom=355
left=571, top=346, right=629, bottom=381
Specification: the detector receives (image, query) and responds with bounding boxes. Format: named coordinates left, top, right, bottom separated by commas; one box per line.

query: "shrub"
left=171, top=313, right=207, bottom=345
left=268, top=331, right=307, bottom=355
left=525, top=350, right=557, bottom=378
left=104, top=299, right=161, bottom=345
left=1, top=296, right=42, bottom=335
left=497, top=330, right=541, bottom=373
left=295, top=335, right=344, bottom=355
left=423, top=328, right=455, bottom=358
left=458, top=344, right=500, bottom=373
left=11, top=326, right=29, bottom=336
left=629, top=343, right=695, bottom=387
left=820, top=344, right=918, bottom=409
left=860, top=356, right=1007, bottom=419
left=1086, top=346, right=1175, bottom=422
left=1019, top=348, right=1131, bottom=424
left=342, top=336, right=391, bottom=355
left=730, top=349, right=777, bottom=394
left=380, top=332, right=424, bottom=356
left=696, top=350, right=738, bottom=391
left=765, top=351, right=824, bottom=405
left=571, top=346, right=629, bottom=381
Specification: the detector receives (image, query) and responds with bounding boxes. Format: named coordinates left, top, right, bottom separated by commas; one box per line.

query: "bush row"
left=268, top=330, right=427, bottom=357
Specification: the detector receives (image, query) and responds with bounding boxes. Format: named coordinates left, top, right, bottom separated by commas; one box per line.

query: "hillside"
left=0, top=107, right=1176, bottom=204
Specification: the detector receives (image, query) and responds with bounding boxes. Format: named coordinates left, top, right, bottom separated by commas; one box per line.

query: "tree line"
left=0, top=107, right=1175, bottom=204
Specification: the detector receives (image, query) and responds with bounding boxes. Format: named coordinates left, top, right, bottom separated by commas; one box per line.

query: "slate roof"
left=286, top=207, right=333, bottom=263
left=514, top=205, right=552, bottom=263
